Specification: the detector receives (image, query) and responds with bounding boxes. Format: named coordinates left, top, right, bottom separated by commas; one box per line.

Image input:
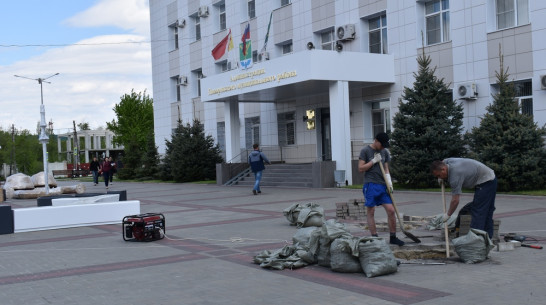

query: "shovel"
left=377, top=161, right=421, bottom=243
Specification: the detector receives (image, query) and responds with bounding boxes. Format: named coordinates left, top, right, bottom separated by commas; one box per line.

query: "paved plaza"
left=1, top=180, right=545, bottom=305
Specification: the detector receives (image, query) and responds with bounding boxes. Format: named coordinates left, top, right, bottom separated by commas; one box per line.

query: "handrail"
left=224, top=167, right=252, bottom=186
left=225, top=148, right=251, bottom=164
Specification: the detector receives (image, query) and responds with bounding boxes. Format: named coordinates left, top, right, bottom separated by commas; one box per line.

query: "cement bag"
left=316, top=220, right=352, bottom=267
left=292, top=227, right=321, bottom=264
left=452, top=228, right=494, bottom=264
left=283, top=202, right=324, bottom=227
left=31, top=172, right=57, bottom=188
left=317, top=236, right=332, bottom=267
left=358, top=238, right=398, bottom=278
left=330, top=239, right=362, bottom=273
left=5, top=173, right=34, bottom=190
left=253, top=245, right=307, bottom=270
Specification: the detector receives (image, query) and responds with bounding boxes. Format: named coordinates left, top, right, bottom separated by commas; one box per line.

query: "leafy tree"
left=77, top=122, right=90, bottom=130
left=391, top=51, right=466, bottom=187
left=465, top=53, right=546, bottom=191
left=107, top=90, right=154, bottom=176
left=162, top=119, right=223, bottom=182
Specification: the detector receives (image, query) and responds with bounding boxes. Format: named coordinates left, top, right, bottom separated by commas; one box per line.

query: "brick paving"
left=0, top=181, right=545, bottom=304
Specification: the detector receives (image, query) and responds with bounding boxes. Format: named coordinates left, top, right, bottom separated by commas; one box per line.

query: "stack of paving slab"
left=336, top=199, right=366, bottom=221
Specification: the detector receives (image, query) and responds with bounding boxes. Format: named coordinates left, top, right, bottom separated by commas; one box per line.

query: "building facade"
left=149, top=0, right=546, bottom=185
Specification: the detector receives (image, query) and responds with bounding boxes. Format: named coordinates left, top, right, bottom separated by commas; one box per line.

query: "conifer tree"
left=137, top=132, right=160, bottom=179
left=161, top=119, right=223, bottom=182
left=465, top=52, right=546, bottom=191
left=391, top=51, right=465, bottom=187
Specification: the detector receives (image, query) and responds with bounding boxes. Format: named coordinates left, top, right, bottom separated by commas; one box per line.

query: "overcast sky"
left=0, top=0, right=152, bottom=134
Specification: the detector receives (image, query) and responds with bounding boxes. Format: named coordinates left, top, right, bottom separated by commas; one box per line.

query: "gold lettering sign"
left=208, top=69, right=298, bottom=96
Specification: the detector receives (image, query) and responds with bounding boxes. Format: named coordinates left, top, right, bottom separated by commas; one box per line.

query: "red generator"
left=123, top=213, right=165, bottom=242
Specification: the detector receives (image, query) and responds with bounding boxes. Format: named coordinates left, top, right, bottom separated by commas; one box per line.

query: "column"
left=224, top=101, right=241, bottom=163
left=329, top=80, right=353, bottom=185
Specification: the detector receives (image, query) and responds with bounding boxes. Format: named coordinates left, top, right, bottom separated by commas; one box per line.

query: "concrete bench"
left=13, top=200, right=140, bottom=233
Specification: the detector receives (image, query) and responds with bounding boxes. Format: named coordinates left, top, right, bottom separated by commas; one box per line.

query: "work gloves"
left=385, top=173, right=394, bottom=194
left=371, top=153, right=382, bottom=164
left=440, top=213, right=450, bottom=223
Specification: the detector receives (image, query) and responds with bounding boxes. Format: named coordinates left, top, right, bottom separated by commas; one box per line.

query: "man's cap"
left=375, top=132, right=390, bottom=148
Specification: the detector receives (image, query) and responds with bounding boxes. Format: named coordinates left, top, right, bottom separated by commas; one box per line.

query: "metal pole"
left=14, top=73, right=59, bottom=195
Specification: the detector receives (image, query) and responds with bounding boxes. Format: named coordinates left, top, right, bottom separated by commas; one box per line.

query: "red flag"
left=212, top=29, right=231, bottom=60
left=241, top=24, right=250, bottom=55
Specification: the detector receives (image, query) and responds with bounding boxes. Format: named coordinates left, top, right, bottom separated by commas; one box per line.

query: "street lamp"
left=14, top=73, right=59, bottom=195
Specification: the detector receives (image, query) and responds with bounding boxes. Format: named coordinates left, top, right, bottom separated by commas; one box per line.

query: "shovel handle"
left=441, top=181, right=450, bottom=258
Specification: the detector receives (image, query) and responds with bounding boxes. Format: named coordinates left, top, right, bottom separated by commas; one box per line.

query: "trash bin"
left=334, top=170, right=346, bottom=187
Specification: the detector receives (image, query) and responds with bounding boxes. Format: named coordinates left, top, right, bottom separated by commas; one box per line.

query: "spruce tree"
left=137, top=132, right=160, bottom=179
left=465, top=53, right=546, bottom=191
left=391, top=52, right=465, bottom=187
left=162, top=119, right=223, bottom=182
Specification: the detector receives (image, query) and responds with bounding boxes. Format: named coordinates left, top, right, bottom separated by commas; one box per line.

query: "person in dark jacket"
left=101, top=157, right=112, bottom=189
left=89, top=157, right=101, bottom=186
left=248, top=144, right=271, bottom=195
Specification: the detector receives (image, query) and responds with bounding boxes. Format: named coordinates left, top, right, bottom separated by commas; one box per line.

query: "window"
left=371, top=99, right=391, bottom=136
left=425, top=0, right=450, bottom=45
left=219, top=3, right=226, bottom=31
left=193, top=69, right=203, bottom=96
left=245, top=117, right=260, bottom=148
left=175, top=76, right=182, bottom=101
left=496, top=0, right=529, bottom=30
left=195, top=16, right=201, bottom=41
left=248, top=0, right=256, bottom=19
left=513, top=80, right=533, bottom=116
left=281, top=0, right=291, bottom=6
left=321, top=29, right=335, bottom=50
left=252, top=50, right=258, bottom=63
left=369, top=14, right=387, bottom=54
left=282, top=41, right=293, bottom=54
left=217, top=122, right=226, bottom=154
left=278, top=112, right=296, bottom=146
left=169, top=23, right=179, bottom=50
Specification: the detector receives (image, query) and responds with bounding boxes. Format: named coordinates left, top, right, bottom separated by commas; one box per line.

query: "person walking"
left=90, top=157, right=101, bottom=186
left=358, top=132, right=405, bottom=246
left=431, top=158, right=497, bottom=238
left=101, top=157, right=112, bottom=189
left=108, top=156, right=116, bottom=185
left=248, top=144, right=271, bottom=195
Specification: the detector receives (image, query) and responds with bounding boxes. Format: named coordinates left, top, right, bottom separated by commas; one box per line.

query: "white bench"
left=13, top=200, right=140, bottom=233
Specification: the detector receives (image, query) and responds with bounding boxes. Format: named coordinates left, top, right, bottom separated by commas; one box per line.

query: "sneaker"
left=252, top=190, right=257, bottom=195
left=106, top=186, right=109, bottom=190
left=257, top=190, right=261, bottom=194
left=390, top=236, right=405, bottom=246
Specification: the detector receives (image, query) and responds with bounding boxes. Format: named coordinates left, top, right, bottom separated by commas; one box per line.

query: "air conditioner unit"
left=227, top=61, right=237, bottom=70
left=457, top=83, right=477, bottom=99
left=258, top=52, right=269, bottom=62
left=541, top=75, right=546, bottom=90
left=179, top=76, right=188, bottom=85
left=337, top=24, right=355, bottom=41
left=177, top=19, right=186, bottom=28
left=198, top=5, right=209, bottom=17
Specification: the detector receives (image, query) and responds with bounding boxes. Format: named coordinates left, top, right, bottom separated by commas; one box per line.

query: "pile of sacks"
left=254, top=214, right=398, bottom=278
left=2, top=173, right=85, bottom=199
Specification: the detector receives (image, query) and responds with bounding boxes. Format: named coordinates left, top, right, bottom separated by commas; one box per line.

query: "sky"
left=0, top=0, right=152, bottom=135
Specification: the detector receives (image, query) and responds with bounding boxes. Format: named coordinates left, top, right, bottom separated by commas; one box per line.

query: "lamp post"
left=14, top=73, right=59, bottom=195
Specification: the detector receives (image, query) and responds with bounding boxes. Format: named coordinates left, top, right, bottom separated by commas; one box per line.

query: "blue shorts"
left=363, top=182, right=392, bottom=207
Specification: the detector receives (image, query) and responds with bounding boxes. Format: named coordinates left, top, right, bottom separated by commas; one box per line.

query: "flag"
left=241, top=23, right=250, bottom=56
left=261, top=12, right=273, bottom=53
left=212, top=29, right=232, bottom=60
left=228, top=31, right=234, bottom=51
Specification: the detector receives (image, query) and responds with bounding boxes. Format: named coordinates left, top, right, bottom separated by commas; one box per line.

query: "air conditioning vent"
left=177, top=19, right=186, bottom=28
left=336, top=24, right=355, bottom=41
left=198, top=6, right=209, bottom=17
left=541, top=75, right=546, bottom=90
left=258, top=52, right=269, bottom=62
left=457, top=83, right=477, bottom=99
left=179, top=76, right=188, bottom=86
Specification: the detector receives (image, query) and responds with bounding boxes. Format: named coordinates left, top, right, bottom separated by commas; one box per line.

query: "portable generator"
left=122, top=213, right=165, bottom=242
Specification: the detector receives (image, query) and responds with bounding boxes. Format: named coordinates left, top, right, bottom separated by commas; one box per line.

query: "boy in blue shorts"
left=358, top=132, right=405, bottom=246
